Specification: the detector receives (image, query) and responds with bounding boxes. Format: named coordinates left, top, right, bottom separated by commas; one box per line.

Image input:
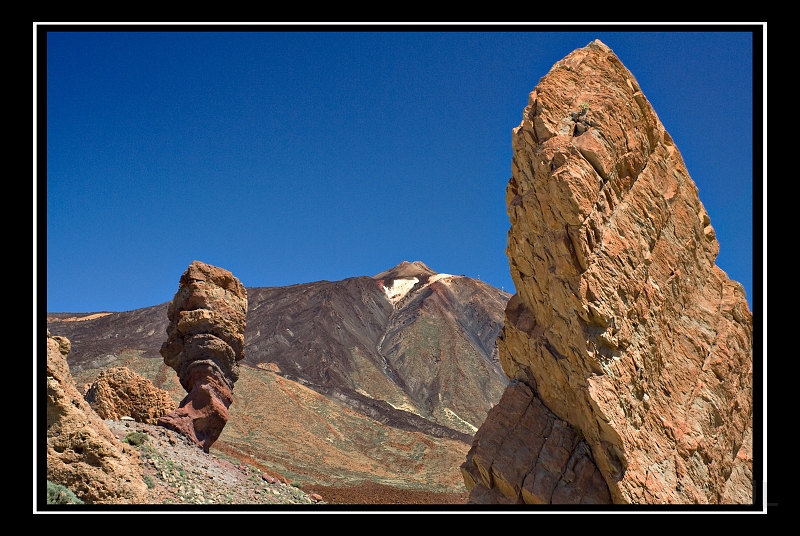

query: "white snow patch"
left=383, top=277, right=419, bottom=303
left=381, top=273, right=455, bottom=305
left=427, top=273, right=453, bottom=286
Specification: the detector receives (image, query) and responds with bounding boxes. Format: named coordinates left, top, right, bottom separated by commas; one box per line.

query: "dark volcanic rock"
left=157, top=261, right=248, bottom=452
left=245, top=262, right=509, bottom=435
left=245, top=276, right=392, bottom=390
left=46, top=305, right=169, bottom=371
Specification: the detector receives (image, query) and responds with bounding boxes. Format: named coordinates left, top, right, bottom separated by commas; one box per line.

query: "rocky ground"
left=102, top=419, right=469, bottom=508
left=104, top=420, right=324, bottom=507
left=303, top=481, right=469, bottom=506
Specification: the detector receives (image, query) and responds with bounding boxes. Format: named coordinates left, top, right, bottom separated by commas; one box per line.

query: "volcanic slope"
left=245, top=261, right=510, bottom=435
left=46, top=262, right=510, bottom=492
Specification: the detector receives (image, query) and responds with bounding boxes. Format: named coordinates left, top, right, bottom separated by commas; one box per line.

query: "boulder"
left=157, top=261, right=247, bottom=452
left=84, top=367, right=177, bottom=424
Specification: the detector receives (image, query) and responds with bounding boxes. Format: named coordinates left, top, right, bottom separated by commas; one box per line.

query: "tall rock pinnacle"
left=158, top=260, right=248, bottom=452
left=461, top=40, right=753, bottom=504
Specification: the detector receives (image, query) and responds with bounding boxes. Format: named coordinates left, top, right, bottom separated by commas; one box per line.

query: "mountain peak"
left=372, top=261, right=437, bottom=282
left=372, top=262, right=443, bottom=304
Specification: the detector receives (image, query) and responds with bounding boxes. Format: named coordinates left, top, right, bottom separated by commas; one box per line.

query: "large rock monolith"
left=462, top=40, right=753, bottom=504
left=157, top=261, right=247, bottom=452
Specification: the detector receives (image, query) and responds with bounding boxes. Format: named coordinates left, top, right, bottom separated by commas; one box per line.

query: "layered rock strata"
left=85, top=367, right=177, bottom=424
left=158, top=261, right=247, bottom=452
left=46, top=332, right=147, bottom=504
left=462, top=40, right=753, bottom=504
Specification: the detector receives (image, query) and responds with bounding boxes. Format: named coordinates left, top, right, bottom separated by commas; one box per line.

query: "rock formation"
left=462, top=382, right=611, bottom=504
left=85, top=367, right=177, bottom=424
left=46, top=332, right=147, bottom=504
left=158, top=260, right=247, bottom=452
left=462, top=40, right=753, bottom=504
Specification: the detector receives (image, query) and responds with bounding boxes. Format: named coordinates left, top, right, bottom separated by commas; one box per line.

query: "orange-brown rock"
left=158, top=260, right=247, bottom=452
left=46, top=332, right=147, bottom=504
left=84, top=367, right=177, bottom=424
left=463, top=40, right=753, bottom=504
left=461, top=382, right=610, bottom=504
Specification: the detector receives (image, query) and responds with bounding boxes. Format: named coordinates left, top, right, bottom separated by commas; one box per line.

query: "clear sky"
left=40, top=25, right=760, bottom=313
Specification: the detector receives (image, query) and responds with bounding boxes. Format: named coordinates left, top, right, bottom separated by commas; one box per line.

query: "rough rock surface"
left=462, top=382, right=610, bottom=504
left=102, top=420, right=327, bottom=505
left=84, top=367, right=177, bottom=424
left=158, top=260, right=248, bottom=452
left=463, top=40, right=753, bottom=504
left=46, top=332, right=147, bottom=504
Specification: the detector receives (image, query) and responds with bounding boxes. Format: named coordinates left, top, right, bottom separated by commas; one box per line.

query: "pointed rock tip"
left=583, top=39, right=612, bottom=53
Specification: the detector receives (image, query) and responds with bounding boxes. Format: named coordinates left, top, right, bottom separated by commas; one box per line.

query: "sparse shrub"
left=46, top=480, right=83, bottom=504
left=123, top=431, right=148, bottom=446
left=578, top=101, right=590, bottom=113
left=143, top=474, right=155, bottom=489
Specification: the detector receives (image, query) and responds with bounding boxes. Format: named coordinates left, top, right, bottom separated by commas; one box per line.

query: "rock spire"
left=158, top=260, right=248, bottom=452
left=462, top=40, right=753, bottom=504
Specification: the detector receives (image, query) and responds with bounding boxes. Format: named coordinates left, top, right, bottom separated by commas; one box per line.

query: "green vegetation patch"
left=46, top=480, right=84, bottom=504
left=124, top=431, right=148, bottom=446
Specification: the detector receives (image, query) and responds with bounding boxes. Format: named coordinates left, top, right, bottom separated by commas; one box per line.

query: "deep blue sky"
left=41, top=26, right=759, bottom=313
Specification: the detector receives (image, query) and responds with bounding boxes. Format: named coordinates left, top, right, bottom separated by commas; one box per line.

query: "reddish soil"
left=303, top=481, right=469, bottom=505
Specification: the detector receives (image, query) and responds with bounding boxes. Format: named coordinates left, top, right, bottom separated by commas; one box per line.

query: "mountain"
left=46, top=261, right=510, bottom=494
left=245, top=261, right=509, bottom=435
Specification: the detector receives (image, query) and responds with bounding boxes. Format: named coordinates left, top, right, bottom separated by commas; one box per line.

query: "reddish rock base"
left=158, top=368, right=233, bottom=453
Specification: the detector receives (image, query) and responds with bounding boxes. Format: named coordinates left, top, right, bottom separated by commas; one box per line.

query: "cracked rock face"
left=85, top=367, right=177, bottom=424
left=46, top=332, right=147, bottom=504
left=462, top=40, right=753, bottom=504
left=461, top=382, right=611, bottom=504
left=158, top=261, right=247, bottom=452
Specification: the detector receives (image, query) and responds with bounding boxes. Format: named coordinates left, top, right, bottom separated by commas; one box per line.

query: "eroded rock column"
left=158, top=260, right=247, bottom=452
